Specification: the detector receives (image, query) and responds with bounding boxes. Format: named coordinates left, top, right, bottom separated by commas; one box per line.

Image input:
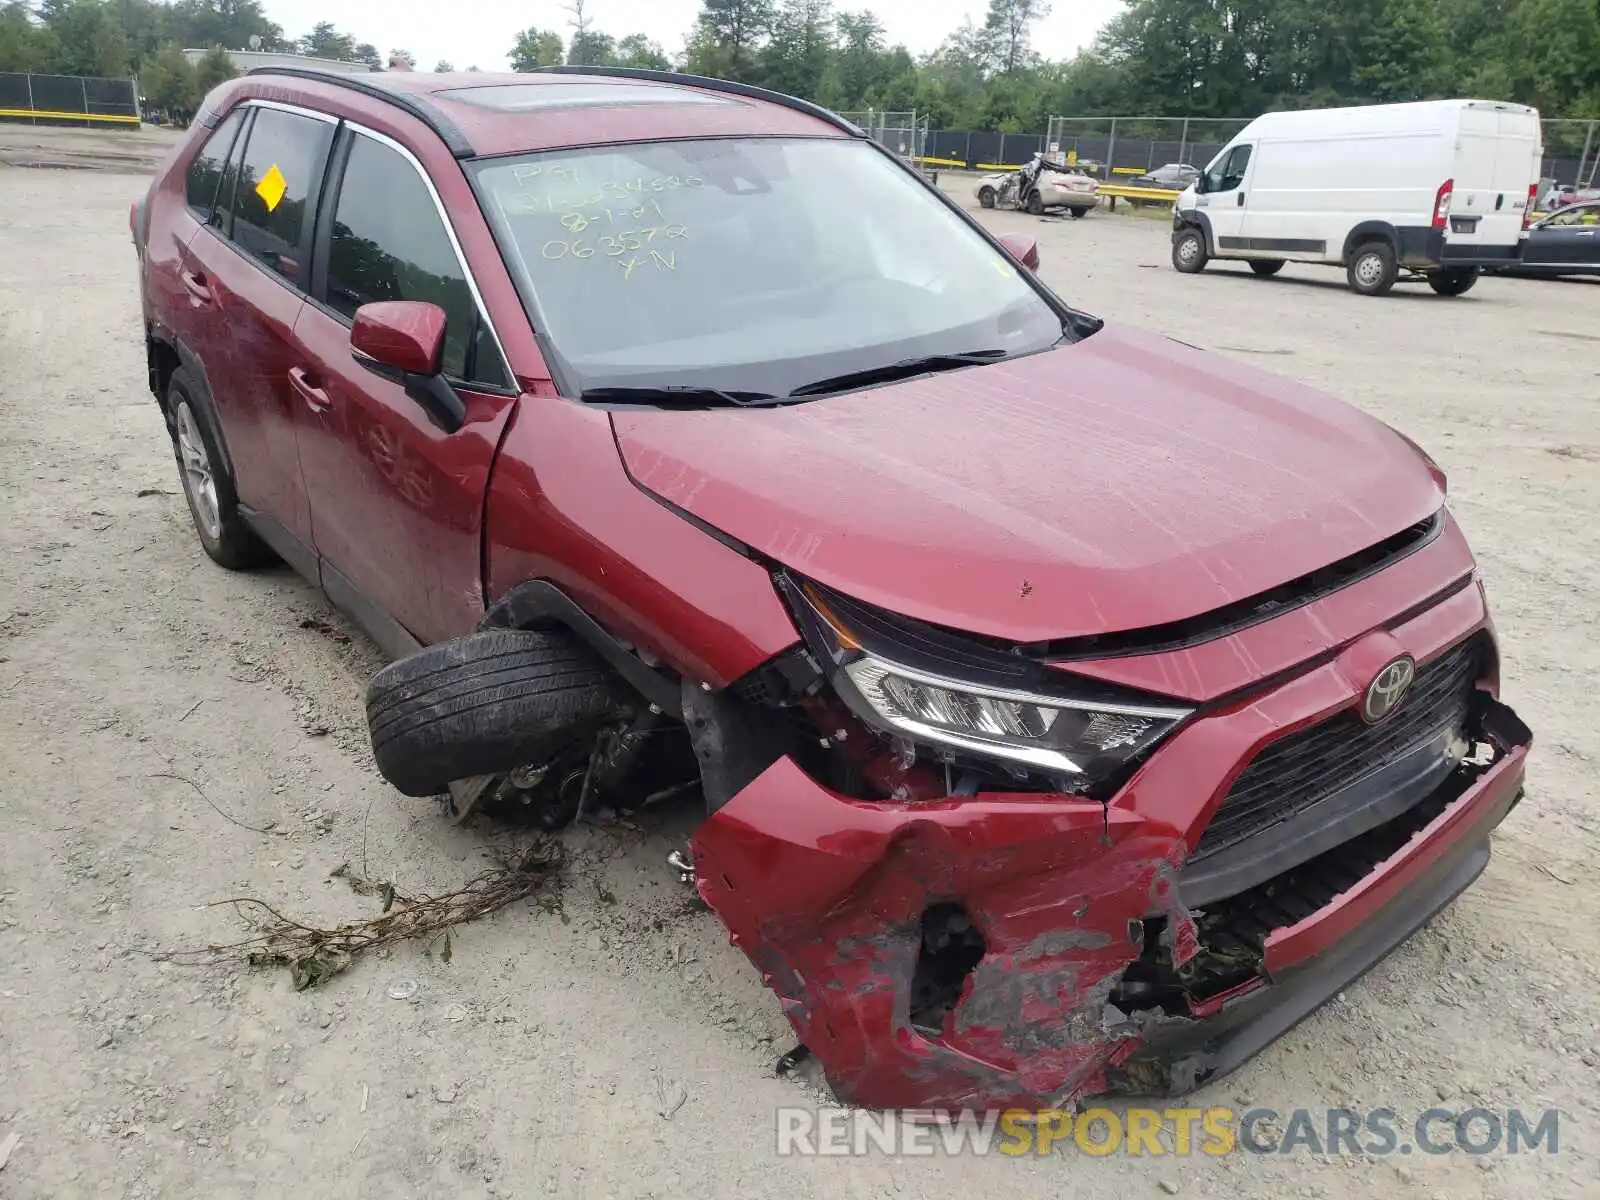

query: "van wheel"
left=1347, top=242, right=1398, bottom=296
left=1172, top=228, right=1208, bottom=273
left=366, top=628, right=631, bottom=798
left=1024, top=190, right=1045, bottom=216
left=1427, top=267, right=1479, bottom=296
left=978, top=187, right=996, bottom=209
left=165, top=368, right=275, bottom=570
left=1249, top=260, right=1285, bottom=277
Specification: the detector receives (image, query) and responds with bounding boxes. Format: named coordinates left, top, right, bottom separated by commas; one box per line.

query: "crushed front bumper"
left=690, top=594, right=1532, bottom=1111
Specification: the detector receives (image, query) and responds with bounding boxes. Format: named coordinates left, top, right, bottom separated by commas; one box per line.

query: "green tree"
left=1352, top=0, right=1450, bottom=101
left=297, top=20, right=354, bottom=61
left=352, top=41, right=381, bottom=68
left=685, top=0, right=773, bottom=81
left=979, top=0, right=1049, bottom=75
left=567, top=28, right=615, bottom=65
left=0, top=0, right=59, bottom=71
left=139, top=39, right=195, bottom=113
left=615, top=32, right=671, bottom=69
left=816, top=9, right=886, bottom=108
left=757, top=0, right=832, bottom=96
left=433, top=58, right=453, bottom=72
left=509, top=25, right=564, bottom=70
left=189, top=41, right=234, bottom=105
left=48, top=0, right=131, bottom=76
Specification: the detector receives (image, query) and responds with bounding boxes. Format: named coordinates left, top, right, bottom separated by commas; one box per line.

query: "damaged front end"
left=687, top=573, right=1532, bottom=1112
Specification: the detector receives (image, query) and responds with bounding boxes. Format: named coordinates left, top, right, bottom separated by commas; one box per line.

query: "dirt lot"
left=1, top=142, right=1597, bottom=1199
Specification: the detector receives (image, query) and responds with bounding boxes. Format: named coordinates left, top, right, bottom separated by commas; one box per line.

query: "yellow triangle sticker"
left=255, top=163, right=287, bottom=212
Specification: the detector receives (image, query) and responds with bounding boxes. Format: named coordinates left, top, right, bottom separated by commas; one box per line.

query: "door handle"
left=179, top=267, right=212, bottom=304
left=1577, top=230, right=1596, bottom=237
left=1236, top=193, right=1245, bottom=206
left=288, top=367, right=331, bottom=413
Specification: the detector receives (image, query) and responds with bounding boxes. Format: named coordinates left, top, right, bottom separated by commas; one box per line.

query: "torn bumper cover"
left=690, top=648, right=1531, bottom=1112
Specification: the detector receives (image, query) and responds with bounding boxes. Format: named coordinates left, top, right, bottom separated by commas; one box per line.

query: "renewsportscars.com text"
left=774, top=1106, right=1562, bottom=1157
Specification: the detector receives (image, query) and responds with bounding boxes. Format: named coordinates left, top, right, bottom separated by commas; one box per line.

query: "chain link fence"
left=837, top=110, right=931, bottom=164
left=0, top=72, right=141, bottom=128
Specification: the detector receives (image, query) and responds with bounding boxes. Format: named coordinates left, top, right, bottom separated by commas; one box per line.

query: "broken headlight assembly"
left=781, top=575, right=1193, bottom=787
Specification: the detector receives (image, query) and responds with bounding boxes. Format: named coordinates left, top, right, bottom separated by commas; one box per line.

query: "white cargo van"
left=1171, top=99, right=1543, bottom=296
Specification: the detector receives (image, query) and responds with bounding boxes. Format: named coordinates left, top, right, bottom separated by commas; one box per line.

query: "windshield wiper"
left=786, top=350, right=1011, bottom=399
left=581, top=385, right=781, bottom=409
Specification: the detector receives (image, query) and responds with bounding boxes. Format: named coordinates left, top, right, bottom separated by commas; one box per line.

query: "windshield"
left=471, top=137, right=1066, bottom=398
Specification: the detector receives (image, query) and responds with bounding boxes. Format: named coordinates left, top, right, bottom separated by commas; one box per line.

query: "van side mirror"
left=351, top=301, right=466, bottom=433
left=996, top=232, right=1041, bottom=272
left=1193, top=173, right=1209, bottom=195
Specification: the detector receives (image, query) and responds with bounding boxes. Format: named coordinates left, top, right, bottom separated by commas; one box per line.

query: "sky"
left=259, top=1, right=1126, bottom=73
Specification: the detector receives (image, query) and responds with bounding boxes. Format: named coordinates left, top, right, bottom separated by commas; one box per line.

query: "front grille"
left=1192, top=636, right=1483, bottom=859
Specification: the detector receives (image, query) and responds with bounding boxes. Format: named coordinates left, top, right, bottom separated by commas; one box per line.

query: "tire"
left=165, top=367, right=274, bottom=570
left=1249, top=259, right=1285, bottom=277
left=1172, top=227, right=1208, bottom=274
left=1068, top=205, right=1090, bottom=219
left=366, top=628, right=631, bottom=797
left=978, top=187, right=996, bottom=209
left=1427, top=267, right=1479, bottom=296
left=1024, top=190, right=1045, bottom=216
left=1347, top=241, right=1399, bottom=296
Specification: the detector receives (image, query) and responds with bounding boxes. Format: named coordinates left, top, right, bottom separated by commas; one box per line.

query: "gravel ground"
left=1, top=145, right=1596, bottom=1200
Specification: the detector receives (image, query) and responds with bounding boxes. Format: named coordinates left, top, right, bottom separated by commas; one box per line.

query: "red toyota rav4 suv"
left=132, top=66, right=1531, bottom=1112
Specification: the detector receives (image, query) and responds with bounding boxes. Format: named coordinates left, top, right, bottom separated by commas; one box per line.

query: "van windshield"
left=471, top=137, right=1067, bottom=400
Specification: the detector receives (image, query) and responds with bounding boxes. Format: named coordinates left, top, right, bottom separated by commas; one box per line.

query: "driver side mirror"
left=1194, top=173, right=1209, bottom=195
left=996, top=232, right=1041, bottom=273
left=351, top=301, right=466, bottom=434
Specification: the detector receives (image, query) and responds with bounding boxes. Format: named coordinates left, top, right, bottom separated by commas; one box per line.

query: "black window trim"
left=185, top=106, right=248, bottom=225
left=307, top=119, right=515, bottom=393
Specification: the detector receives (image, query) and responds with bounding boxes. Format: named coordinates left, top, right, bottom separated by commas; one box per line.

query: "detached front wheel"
left=366, top=628, right=631, bottom=797
left=1172, top=227, right=1209, bottom=273
left=978, top=187, right=996, bottom=209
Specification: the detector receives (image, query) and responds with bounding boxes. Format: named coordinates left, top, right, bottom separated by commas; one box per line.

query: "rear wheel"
left=1347, top=241, right=1399, bottom=296
left=978, top=186, right=996, bottom=209
left=1249, top=259, right=1285, bottom=277
left=1024, top=189, right=1045, bottom=216
left=1172, top=227, right=1208, bottom=274
left=1427, top=267, right=1479, bottom=296
left=165, top=368, right=274, bottom=570
left=366, top=628, right=631, bottom=798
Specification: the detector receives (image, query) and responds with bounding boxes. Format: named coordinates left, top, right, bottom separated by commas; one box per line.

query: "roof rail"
left=531, top=65, right=863, bottom=138
left=245, top=66, right=476, bottom=157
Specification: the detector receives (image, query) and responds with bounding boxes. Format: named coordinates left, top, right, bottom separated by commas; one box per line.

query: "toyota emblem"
left=1362, top=656, right=1416, bottom=723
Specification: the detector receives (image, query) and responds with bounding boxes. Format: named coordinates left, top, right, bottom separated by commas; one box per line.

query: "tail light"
left=1523, top=184, right=1538, bottom=230
left=1432, top=179, right=1453, bottom=229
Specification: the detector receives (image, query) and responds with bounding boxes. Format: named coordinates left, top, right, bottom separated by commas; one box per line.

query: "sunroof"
left=436, top=83, right=736, bottom=112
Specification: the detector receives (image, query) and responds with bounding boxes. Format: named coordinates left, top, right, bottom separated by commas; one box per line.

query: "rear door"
left=1450, top=106, right=1540, bottom=253
left=178, top=101, right=335, bottom=562
left=290, top=124, right=520, bottom=646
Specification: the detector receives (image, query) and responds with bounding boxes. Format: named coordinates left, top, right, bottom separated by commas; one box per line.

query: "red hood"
left=611, top=325, right=1444, bottom=643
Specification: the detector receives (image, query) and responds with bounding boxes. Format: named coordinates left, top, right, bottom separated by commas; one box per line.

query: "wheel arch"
left=1175, top=209, right=1215, bottom=254
left=147, top=330, right=239, bottom=486
left=481, top=579, right=681, bottom=713
left=1342, top=221, right=1400, bottom=265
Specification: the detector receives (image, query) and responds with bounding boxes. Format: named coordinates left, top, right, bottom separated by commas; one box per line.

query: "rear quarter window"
left=185, top=108, right=245, bottom=224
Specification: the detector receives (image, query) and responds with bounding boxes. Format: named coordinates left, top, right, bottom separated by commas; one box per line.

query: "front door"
left=1196, top=143, right=1253, bottom=251
left=290, top=126, right=519, bottom=646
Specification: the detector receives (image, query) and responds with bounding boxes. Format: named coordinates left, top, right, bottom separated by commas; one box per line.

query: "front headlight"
left=786, top=578, right=1192, bottom=785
